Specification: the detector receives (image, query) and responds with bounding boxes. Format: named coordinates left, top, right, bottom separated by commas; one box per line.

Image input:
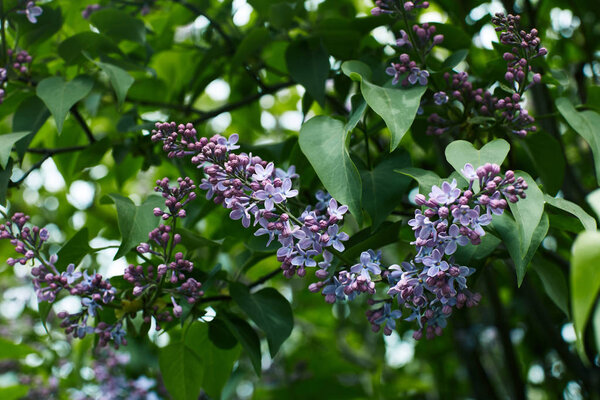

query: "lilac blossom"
left=18, top=1, right=43, bottom=23
left=350, top=251, right=382, bottom=280
left=429, top=179, right=461, bottom=205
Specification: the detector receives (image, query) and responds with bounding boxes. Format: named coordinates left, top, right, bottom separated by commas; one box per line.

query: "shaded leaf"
left=222, top=313, right=262, bottom=375
left=55, top=228, right=91, bottom=273
left=96, top=61, right=134, bottom=107
left=286, top=39, right=329, bottom=106
left=158, top=342, right=203, bottom=400
left=36, top=76, right=94, bottom=133
left=0, top=132, right=30, bottom=169
left=90, top=8, right=146, bottom=44
left=508, top=171, right=545, bottom=254
left=532, top=257, right=569, bottom=316
left=545, top=195, right=596, bottom=231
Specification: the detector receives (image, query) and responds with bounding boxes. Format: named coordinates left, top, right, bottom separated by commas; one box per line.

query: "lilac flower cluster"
left=150, top=122, right=351, bottom=279
left=0, top=50, right=32, bottom=105
left=82, top=4, right=102, bottom=19
left=0, top=213, right=125, bottom=347
left=71, top=350, right=159, bottom=400
left=17, top=1, right=43, bottom=23
left=371, top=0, right=429, bottom=16
left=134, top=177, right=204, bottom=329
left=386, top=163, right=527, bottom=339
left=426, top=14, right=547, bottom=137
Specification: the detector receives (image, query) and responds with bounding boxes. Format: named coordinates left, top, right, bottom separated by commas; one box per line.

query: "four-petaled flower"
left=277, top=178, right=298, bottom=199
left=217, top=133, right=240, bottom=151
left=276, top=166, right=299, bottom=180
left=62, top=263, right=82, bottom=284
left=423, top=249, right=449, bottom=277
left=327, top=198, right=348, bottom=220
left=254, top=184, right=284, bottom=210
left=292, top=248, right=319, bottom=267
left=350, top=251, right=382, bottom=280
left=429, top=179, right=461, bottom=205
left=408, top=67, right=429, bottom=85
left=18, top=1, right=43, bottom=23
left=439, top=224, right=469, bottom=255
left=252, top=162, right=274, bottom=181
left=326, top=224, right=349, bottom=252
left=461, top=163, right=478, bottom=181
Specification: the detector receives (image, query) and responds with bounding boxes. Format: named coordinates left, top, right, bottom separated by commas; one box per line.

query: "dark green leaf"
left=0, top=160, right=13, bottom=206
left=556, top=98, right=600, bottom=185
left=90, top=8, right=146, bottom=44
left=16, top=5, right=63, bottom=46
left=103, top=194, right=164, bottom=259
left=96, top=61, right=134, bottom=107
left=13, top=96, right=49, bottom=158
left=55, top=228, right=91, bottom=273
left=299, top=115, right=362, bottom=223
left=342, top=60, right=425, bottom=151
left=229, top=284, right=293, bottom=357
left=520, top=131, right=565, bottom=195
left=208, top=318, right=238, bottom=349
left=58, top=32, right=122, bottom=64
left=453, top=233, right=501, bottom=265
left=508, top=171, right=545, bottom=255
left=286, top=39, right=329, bottom=106
left=532, top=258, right=569, bottom=316
left=232, top=27, right=270, bottom=66
left=441, top=49, right=468, bottom=70
left=360, top=150, right=411, bottom=229
left=36, top=76, right=94, bottom=133
left=158, top=342, right=204, bottom=400
left=395, top=167, right=441, bottom=195
left=222, top=313, right=262, bottom=375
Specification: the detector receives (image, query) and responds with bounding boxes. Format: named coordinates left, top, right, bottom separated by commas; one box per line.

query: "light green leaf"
left=0, top=385, right=29, bottom=400
left=444, top=139, right=510, bottom=187
left=97, top=61, right=134, bottom=107
left=0, top=132, right=30, bottom=169
left=229, top=284, right=294, bottom=357
left=532, top=257, right=569, bottom=317
left=508, top=171, right=545, bottom=254
left=158, top=342, right=204, bottom=400
left=0, top=337, right=38, bottom=359
left=299, top=115, right=362, bottom=223
left=36, top=76, right=94, bottom=133
left=587, top=189, right=600, bottom=221
left=571, top=230, right=600, bottom=362
left=360, top=151, right=411, bottom=229
left=103, top=194, right=164, bottom=259
left=395, top=167, right=441, bottom=195
left=286, top=40, right=329, bottom=106
left=556, top=98, right=600, bottom=185
left=342, top=60, right=426, bottom=151
left=492, top=212, right=549, bottom=285
left=185, top=324, right=241, bottom=398
left=544, top=195, right=597, bottom=231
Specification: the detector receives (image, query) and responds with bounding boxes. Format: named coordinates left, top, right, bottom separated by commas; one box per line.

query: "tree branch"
left=70, top=107, right=96, bottom=143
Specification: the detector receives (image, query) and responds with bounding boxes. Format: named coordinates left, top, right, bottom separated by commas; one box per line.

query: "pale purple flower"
left=276, top=166, right=299, bottom=180
left=254, top=183, right=284, bottom=210
left=438, top=224, right=469, bottom=255
left=373, top=303, right=403, bottom=330
left=315, top=190, right=332, bottom=211
left=277, top=178, right=298, bottom=199
left=318, top=250, right=333, bottom=269
left=386, top=64, right=402, bottom=85
left=327, top=198, right=348, bottom=220
left=326, top=224, right=349, bottom=252
left=451, top=205, right=479, bottom=226
left=291, top=248, right=319, bottom=267
left=217, top=133, right=240, bottom=151
left=408, top=68, right=429, bottom=85
left=18, top=1, right=43, bottom=23
left=62, top=263, right=82, bottom=285
left=470, top=208, right=492, bottom=236
left=350, top=251, right=381, bottom=280
left=396, top=30, right=412, bottom=47
left=461, top=163, right=478, bottom=181
left=252, top=162, right=274, bottom=181
left=230, top=203, right=252, bottom=228
left=433, top=91, right=448, bottom=105
left=408, top=210, right=435, bottom=239
left=422, top=249, right=449, bottom=277
left=429, top=179, right=461, bottom=205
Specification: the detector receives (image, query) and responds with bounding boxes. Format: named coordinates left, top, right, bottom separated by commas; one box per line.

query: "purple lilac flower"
left=429, top=179, right=461, bottom=205
left=407, top=67, right=429, bottom=85
left=18, top=1, right=43, bottom=23
left=350, top=251, right=382, bottom=281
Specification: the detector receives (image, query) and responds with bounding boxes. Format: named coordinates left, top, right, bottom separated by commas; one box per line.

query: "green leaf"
left=58, top=32, right=122, bottom=64
left=441, top=49, right=468, bottom=70
left=395, top=167, right=441, bottom=195
left=229, top=284, right=293, bottom=357
left=544, top=195, right=597, bottom=231
left=299, top=116, right=362, bottom=223
left=0, top=385, right=29, bottom=400
left=208, top=318, right=238, bottom=349
left=185, top=323, right=241, bottom=398
left=342, top=60, right=426, bottom=151
left=532, top=258, right=569, bottom=316
left=444, top=139, right=510, bottom=189
left=90, top=8, right=146, bottom=44
left=222, top=313, right=262, bottom=375
left=508, top=171, right=545, bottom=255
left=36, top=76, right=94, bottom=133
left=345, top=95, right=367, bottom=133
left=0, top=132, right=30, bottom=169
left=13, top=96, right=50, bottom=158
left=55, top=228, right=91, bottom=273
left=286, top=39, right=329, bottom=106
left=453, top=233, right=501, bottom=265
left=594, top=303, right=600, bottom=357
left=520, top=131, right=565, bottom=195
left=0, top=337, right=38, bottom=359
left=177, top=228, right=222, bottom=249
left=360, top=151, right=411, bottom=229
left=0, top=160, right=13, bottom=206
left=344, top=221, right=402, bottom=261
left=96, top=61, right=134, bottom=107
left=571, top=230, right=600, bottom=362
left=556, top=98, right=600, bottom=185
left=492, top=212, right=549, bottom=285
left=16, top=5, right=63, bottom=46
left=232, top=27, right=270, bottom=66
left=158, top=342, right=204, bottom=400
left=103, top=194, right=164, bottom=259
left=587, top=189, right=600, bottom=220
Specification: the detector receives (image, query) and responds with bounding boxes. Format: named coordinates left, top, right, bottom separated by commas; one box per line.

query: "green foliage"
left=36, top=76, right=94, bottom=133
left=0, top=131, right=30, bottom=168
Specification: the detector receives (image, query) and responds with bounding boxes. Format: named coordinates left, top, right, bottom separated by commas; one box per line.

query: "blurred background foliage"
left=0, top=0, right=599, bottom=399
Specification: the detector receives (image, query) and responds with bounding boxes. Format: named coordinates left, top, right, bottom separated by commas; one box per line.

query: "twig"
left=70, top=107, right=96, bottom=143
left=249, top=268, right=281, bottom=289
left=27, top=145, right=87, bottom=155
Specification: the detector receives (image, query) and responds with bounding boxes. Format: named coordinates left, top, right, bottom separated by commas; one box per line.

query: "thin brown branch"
left=70, top=107, right=96, bottom=143
left=27, top=145, right=87, bottom=155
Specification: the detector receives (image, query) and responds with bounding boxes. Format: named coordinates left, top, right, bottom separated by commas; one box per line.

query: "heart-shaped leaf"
left=0, top=132, right=31, bottom=169
left=299, top=115, right=362, bottom=222
left=36, top=76, right=94, bottom=133
left=445, top=139, right=510, bottom=183
left=342, top=60, right=426, bottom=151
left=158, top=341, right=204, bottom=400
left=395, top=167, right=442, bottom=195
